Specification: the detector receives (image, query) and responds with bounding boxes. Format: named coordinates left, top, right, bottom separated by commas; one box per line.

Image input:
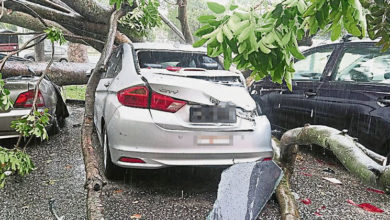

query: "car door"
left=320, top=42, right=390, bottom=154
left=251, top=45, right=336, bottom=132
left=94, top=47, right=122, bottom=136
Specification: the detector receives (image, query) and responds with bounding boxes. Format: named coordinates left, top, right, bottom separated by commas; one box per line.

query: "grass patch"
left=63, top=85, right=86, bottom=100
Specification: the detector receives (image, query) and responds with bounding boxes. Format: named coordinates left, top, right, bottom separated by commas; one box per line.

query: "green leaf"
left=216, top=29, right=224, bottom=43
left=222, top=25, right=233, bottom=40
left=282, top=32, right=291, bottom=46
left=207, top=2, right=226, bottom=14
left=194, top=25, right=214, bottom=37
left=237, top=24, right=253, bottom=43
left=230, top=4, right=238, bottom=10
left=198, top=15, right=217, bottom=23
left=259, top=41, right=271, bottom=54
left=331, top=23, right=341, bottom=41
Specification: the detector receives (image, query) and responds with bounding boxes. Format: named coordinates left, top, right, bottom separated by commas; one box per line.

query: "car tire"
left=26, top=56, right=35, bottom=61
left=59, top=58, right=68, bottom=63
left=102, top=125, right=123, bottom=180
left=48, top=116, right=60, bottom=135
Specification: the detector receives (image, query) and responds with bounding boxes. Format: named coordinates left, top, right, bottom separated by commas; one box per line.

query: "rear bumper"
left=0, top=109, right=31, bottom=139
left=0, top=108, right=55, bottom=139
left=106, top=107, right=273, bottom=169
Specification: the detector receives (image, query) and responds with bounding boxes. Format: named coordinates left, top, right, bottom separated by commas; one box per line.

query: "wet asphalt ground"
left=1, top=105, right=390, bottom=219
left=0, top=105, right=86, bottom=220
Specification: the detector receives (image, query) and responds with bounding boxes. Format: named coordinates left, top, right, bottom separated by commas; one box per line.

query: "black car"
left=250, top=40, right=390, bottom=156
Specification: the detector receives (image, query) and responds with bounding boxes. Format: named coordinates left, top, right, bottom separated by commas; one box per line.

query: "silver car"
left=94, top=43, right=273, bottom=179
left=0, top=54, right=69, bottom=138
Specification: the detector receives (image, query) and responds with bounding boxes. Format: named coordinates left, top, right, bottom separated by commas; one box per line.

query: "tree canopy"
left=194, top=0, right=390, bottom=90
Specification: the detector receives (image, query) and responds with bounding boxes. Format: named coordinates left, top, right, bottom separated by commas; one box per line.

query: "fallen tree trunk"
left=81, top=7, right=128, bottom=220
left=274, top=125, right=390, bottom=220
left=2, top=61, right=94, bottom=86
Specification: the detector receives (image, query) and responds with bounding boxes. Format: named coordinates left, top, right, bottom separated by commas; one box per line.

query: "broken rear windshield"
left=137, top=51, right=224, bottom=70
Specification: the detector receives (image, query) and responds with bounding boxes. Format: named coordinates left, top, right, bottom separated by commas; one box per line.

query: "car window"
left=334, top=47, right=390, bottom=84
left=293, top=48, right=333, bottom=80
left=137, top=51, right=223, bottom=70
left=103, top=48, right=122, bottom=78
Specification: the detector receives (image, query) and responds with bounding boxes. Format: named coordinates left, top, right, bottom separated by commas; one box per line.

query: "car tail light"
left=262, top=157, right=272, bottom=162
left=117, top=86, right=148, bottom=108
left=151, top=92, right=186, bottom=113
left=119, top=157, right=145, bottom=163
left=117, top=86, right=186, bottom=113
left=166, top=66, right=181, bottom=71
left=14, top=90, right=45, bottom=108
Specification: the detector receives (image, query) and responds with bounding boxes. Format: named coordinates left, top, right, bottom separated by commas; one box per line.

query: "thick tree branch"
left=82, top=8, right=128, bottom=220
left=60, top=0, right=112, bottom=24
left=1, top=61, right=94, bottom=86
left=28, top=0, right=74, bottom=14
left=159, top=11, right=186, bottom=43
left=0, top=10, right=104, bottom=51
left=5, top=1, right=109, bottom=36
left=176, top=0, right=193, bottom=44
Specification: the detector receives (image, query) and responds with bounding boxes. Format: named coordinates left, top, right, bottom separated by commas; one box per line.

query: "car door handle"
left=304, top=91, right=317, bottom=97
left=104, top=82, right=111, bottom=87
left=378, top=98, right=390, bottom=106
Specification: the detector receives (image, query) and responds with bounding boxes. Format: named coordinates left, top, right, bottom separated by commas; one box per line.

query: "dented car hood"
left=140, top=69, right=256, bottom=111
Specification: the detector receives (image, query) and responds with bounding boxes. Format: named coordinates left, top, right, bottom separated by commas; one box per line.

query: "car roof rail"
left=341, top=34, right=353, bottom=42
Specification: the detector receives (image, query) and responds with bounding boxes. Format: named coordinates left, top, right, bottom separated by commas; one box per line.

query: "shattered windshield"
left=137, top=50, right=224, bottom=70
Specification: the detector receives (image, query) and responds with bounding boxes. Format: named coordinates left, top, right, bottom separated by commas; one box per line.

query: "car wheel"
left=48, top=116, right=60, bottom=135
left=59, top=58, right=68, bottom=63
left=102, top=125, right=123, bottom=180
left=27, top=56, right=35, bottom=61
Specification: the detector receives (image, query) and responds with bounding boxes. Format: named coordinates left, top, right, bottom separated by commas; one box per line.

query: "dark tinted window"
left=293, top=47, right=334, bottom=80
left=335, top=47, right=390, bottom=84
left=137, top=51, right=223, bottom=70
left=103, top=48, right=122, bottom=78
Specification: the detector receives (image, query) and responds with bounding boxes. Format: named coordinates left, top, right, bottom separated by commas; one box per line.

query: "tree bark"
left=274, top=125, right=390, bottom=219
left=81, top=8, right=127, bottom=220
left=177, top=0, right=193, bottom=44
left=68, top=43, right=89, bottom=63
left=34, top=34, right=45, bottom=61
left=1, top=61, right=94, bottom=86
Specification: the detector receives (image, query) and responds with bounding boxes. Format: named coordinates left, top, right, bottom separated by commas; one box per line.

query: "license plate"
left=190, top=105, right=236, bottom=123
left=196, top=135, right=232, bottom=145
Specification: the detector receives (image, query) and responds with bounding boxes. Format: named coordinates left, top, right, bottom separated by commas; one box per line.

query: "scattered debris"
left=292, top=192, right=300, bottom=200
left=366, top=188, right=385, bottom=194
left=72, top=123, right=81, bottom=128
left=347, top=200, right=384, bottom=213
left=301, top=198, right=311, bottom=205
left=322, top=168, right=336, bottom=174
left=207, top=161, right=282, bottom=220
left=322, top=177, right=342, bottom=185
left=132, top=201, right=139, bottom=204
left=65, top=165, right=72, bottom=170
left=130, top=214, right=142, bottom=219
left=314, top=211, right=322, bottom=216
left=301, top=172, right=312, bottom=177
left=49, top=199, right=65, bottom=220
left=113, top=189, right=123, bottom=194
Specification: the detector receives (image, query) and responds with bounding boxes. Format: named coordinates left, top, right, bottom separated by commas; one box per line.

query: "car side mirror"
left=384, top=72, right=390, bottom=80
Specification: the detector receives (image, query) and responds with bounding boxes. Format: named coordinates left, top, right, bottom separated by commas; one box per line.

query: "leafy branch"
left=0, top=26, right=63, bottom=188
left=194, top=0, right=373, bottom=90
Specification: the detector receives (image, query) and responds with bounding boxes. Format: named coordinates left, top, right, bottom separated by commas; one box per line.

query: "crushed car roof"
left=132, top=42, right=206, bottom=53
